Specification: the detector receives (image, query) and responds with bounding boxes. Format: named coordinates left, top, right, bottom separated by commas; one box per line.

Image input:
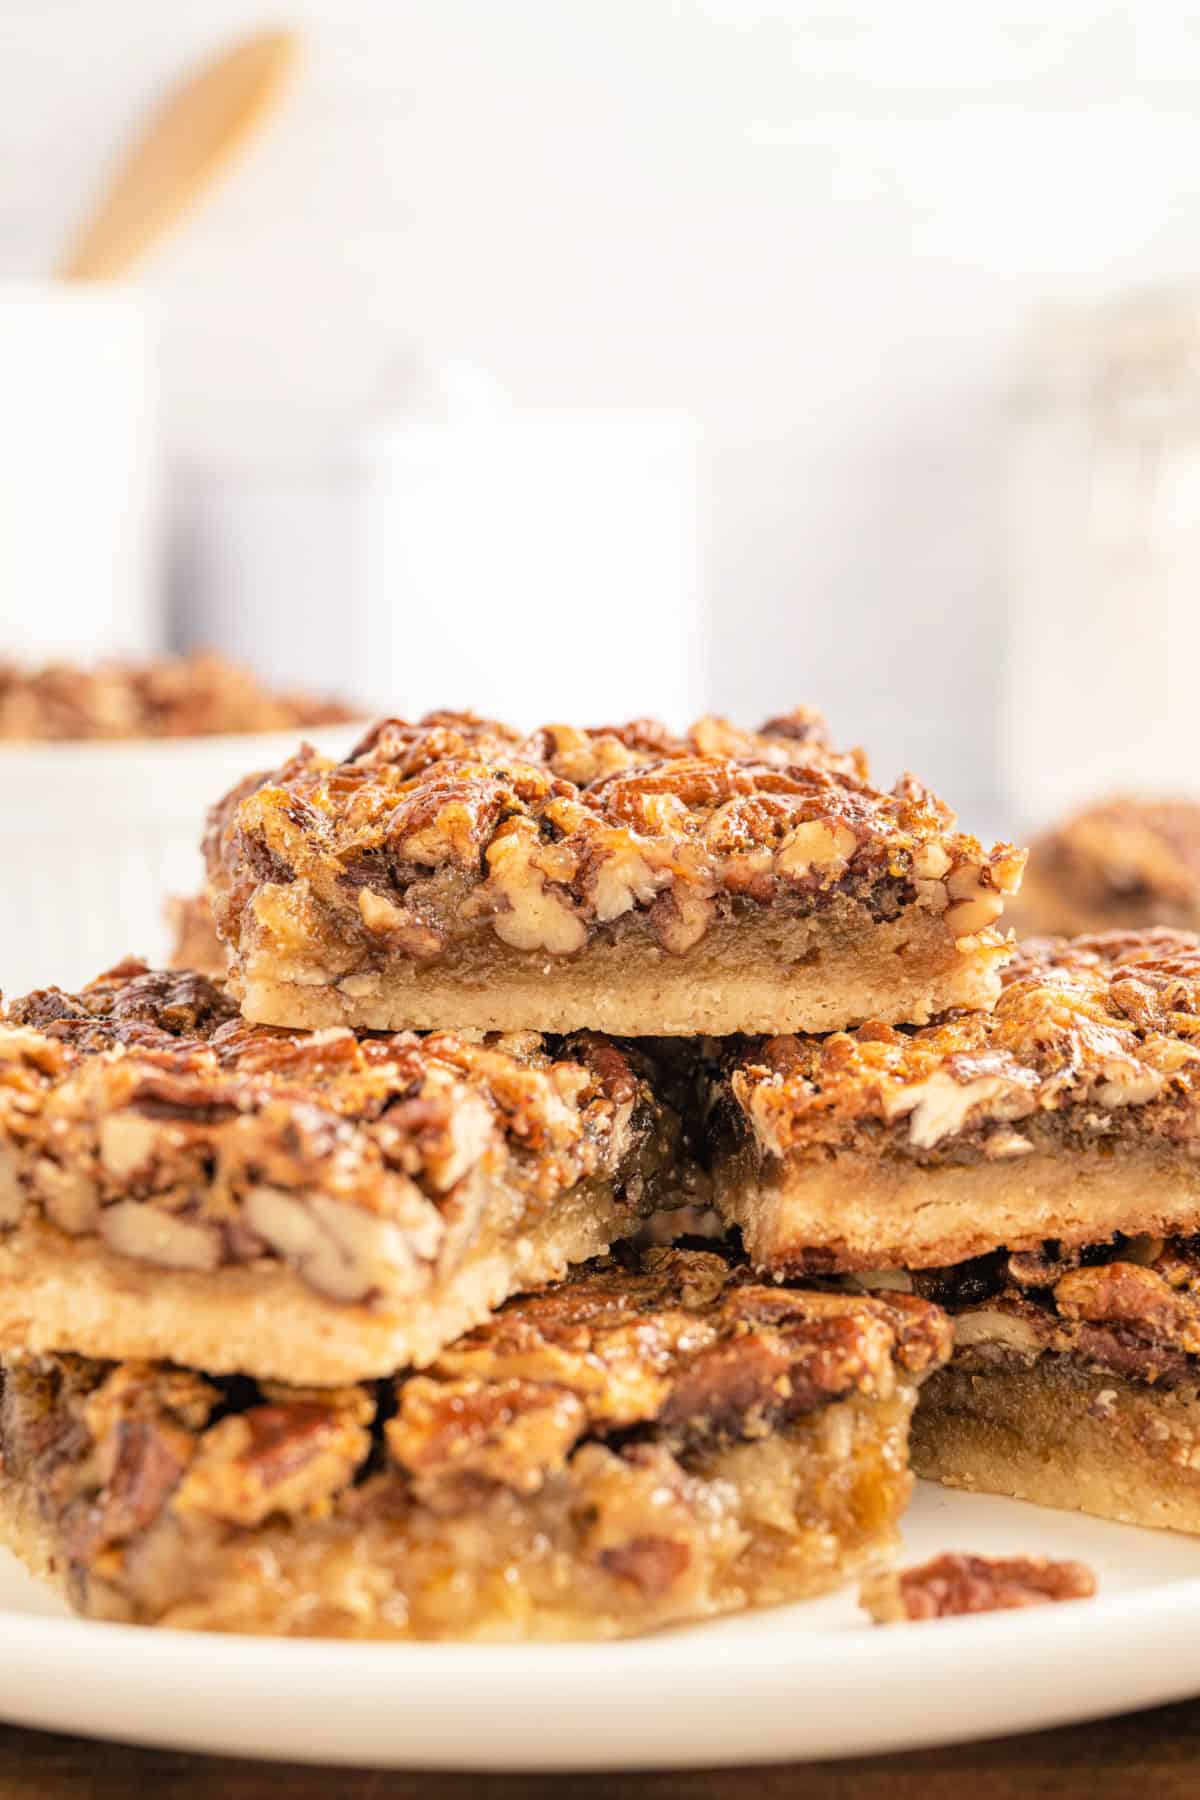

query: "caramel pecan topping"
left=0, top=652, right=358, bottom=741
left=0, top=962, right=675, bottom=1307
left=915, top=1232, right=1200, bottom=1388
left=173, top=1389, right=373, bottom=1526
left=204, top=706, right=1020, bottom=969
left=861, top=1552, right=1095, bottom=1623
left=399, top=1245, right=952, bottom=1500
left=724, top=928, right=1200, bottom=1160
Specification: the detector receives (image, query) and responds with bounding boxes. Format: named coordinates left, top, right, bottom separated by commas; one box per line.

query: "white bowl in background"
left=0, top=722, right=368, bottom=999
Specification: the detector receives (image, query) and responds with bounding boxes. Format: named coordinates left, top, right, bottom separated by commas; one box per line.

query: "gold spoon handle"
left=58, top=28, right=299, bottom=281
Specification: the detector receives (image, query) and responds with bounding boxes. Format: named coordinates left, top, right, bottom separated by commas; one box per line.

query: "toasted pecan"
left=919, top=1232, right=1200, bottom=1388
left=405, top=1245, right=953, bottom=1491
left=861, top=1552, right=1095, bottom=1622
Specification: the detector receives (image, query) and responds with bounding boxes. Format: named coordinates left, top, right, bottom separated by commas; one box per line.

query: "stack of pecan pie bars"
left=3, top=705, right=1199, bottom=1639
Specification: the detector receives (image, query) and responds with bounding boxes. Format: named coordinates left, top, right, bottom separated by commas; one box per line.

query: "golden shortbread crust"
left=238, top=905, right=1004, bottom=1037
left=914, top=1362, right=1200, bottom=1534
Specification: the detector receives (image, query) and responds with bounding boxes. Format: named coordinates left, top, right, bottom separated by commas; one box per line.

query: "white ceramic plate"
left=0, top=1482, right=1198, bottom=1770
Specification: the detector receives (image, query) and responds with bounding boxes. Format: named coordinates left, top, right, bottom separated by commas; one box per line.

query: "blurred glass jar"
left=1005, top=291, right=1200, bottom=824
left=0, top=283, right=160, bottom=661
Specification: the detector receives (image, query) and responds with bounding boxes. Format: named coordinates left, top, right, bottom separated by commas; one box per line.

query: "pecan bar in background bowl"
left=204, top=707, right=1024, bottom=1038
left=0, top=1246, right=951, bottom=1639
left=1010, top=794, right=1200, bottom=939
left=707, top=930, right=1200, bottom=1274
left=0, top=962, right=682, bottom=1384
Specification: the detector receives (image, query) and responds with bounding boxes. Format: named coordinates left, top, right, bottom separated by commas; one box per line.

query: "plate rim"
left=1, top=1564, right=1199, bottom=1769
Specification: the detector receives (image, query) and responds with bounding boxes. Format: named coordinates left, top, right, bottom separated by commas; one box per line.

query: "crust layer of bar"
left=913, top=1364, right=1200, bottom=1533
left=710, top=929, right=1200, bottom=1272
left=0, top=964, right=680, bottom=1382
left=236, top=905, right=1002, bottom=1037
left=0, top=1248, right=951, bottom=1639
left=204, top=707, right=1022, bottom=1036
left=711, top=1146, right=1200, bottom=1275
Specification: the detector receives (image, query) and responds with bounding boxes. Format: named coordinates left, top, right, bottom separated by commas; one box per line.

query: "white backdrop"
left=3, top=1, right=1200, bottom=825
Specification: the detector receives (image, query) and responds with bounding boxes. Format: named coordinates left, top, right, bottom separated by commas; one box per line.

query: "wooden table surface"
left=1, top=1701, right=1199, bottom=1798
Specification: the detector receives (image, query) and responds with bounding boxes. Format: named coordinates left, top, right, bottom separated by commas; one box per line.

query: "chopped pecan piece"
left=861, top=1552, right=1096, bottom=1623
left=174, top=1390, right=373, bottom=1526
left=597, top=1534, right=692, bottom=1595
left=65, top=1363, right=221, bottom=1560
left=928, top=1232, right=1200, bottom=1387
left=1054, top=1262, right=1200, bottom=1349
left=386, top=1376, right=585, bottom=1503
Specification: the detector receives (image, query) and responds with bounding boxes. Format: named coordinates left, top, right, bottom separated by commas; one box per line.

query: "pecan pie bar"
left=708, top=929, right=1200, bottom=1274
left=1013, top=795, right=1200, bottom=938
left=0, top=1247, right=951, bottom=1638
left=204, top=707, right=1024, bottom=1036
left=0, top=963, right=680, bottom=1384
left=903, top=1236, right=1200, bottom=1534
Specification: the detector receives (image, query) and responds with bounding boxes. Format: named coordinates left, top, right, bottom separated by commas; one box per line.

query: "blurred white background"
left=4, top=1, right=1200, bottom=826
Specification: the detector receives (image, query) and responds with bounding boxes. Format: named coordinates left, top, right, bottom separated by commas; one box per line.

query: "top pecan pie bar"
left=204, top=707, right=1024, bottom=1036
